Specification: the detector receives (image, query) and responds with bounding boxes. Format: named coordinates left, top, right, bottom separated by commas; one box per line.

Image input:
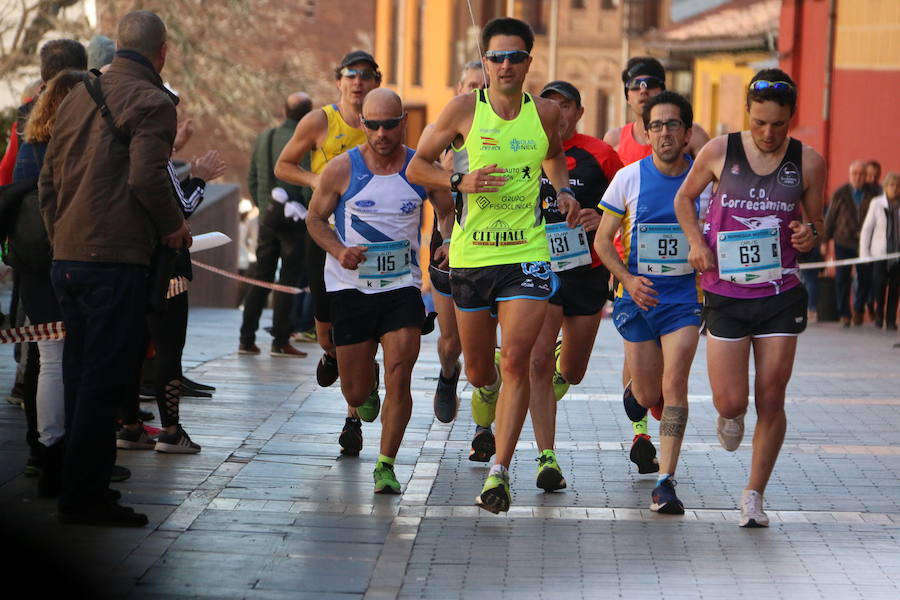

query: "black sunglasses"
left=626, top=76, right=663, bottom=91
left=484, top=50, right=530, bottom=64
left=361, top=114, right=405, bottom=131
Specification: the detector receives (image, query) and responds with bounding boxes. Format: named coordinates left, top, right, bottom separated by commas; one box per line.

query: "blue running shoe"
left=650, top=478, right=684, bottom=515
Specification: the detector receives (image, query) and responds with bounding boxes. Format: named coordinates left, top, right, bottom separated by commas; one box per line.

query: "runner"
left=596, top=91, right=703, bottom=514
left=674, top=69, right=825, bottom=526
left=306, top=89, right=435, bottom=493
left=407, top=17, right=578, bottom=513
left=431, top=61, right=487, bottom=425
left=604, top=56, right=710, bottom=475
left=528, top=80, right=622, bottom=491
left=274, top=50, right=381, bottom=455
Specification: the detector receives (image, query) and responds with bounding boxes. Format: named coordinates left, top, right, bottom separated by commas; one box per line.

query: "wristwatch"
left=807, top=222, right=819, bottom=238
left=450, top=172, right=464, bottom=193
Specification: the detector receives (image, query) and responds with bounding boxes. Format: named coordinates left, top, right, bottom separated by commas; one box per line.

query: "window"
left=388, top=0, right=400, bottom=84
left=413, top=0, right=425, bottom=86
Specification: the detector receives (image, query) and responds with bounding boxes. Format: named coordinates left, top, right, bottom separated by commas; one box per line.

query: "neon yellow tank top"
left=311, top=104, right=366, bottom=174
left=450, top=90, right=549, bottom=268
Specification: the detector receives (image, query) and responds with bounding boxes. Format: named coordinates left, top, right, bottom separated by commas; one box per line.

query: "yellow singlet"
left=311, top=104, right=366, bottom=174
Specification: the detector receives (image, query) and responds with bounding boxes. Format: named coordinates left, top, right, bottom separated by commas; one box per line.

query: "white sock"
left=484, top=365, right=501, bottom=392
left=489, top=463, right=507, bottom=477
left=657, top=473, right=671, bottom=485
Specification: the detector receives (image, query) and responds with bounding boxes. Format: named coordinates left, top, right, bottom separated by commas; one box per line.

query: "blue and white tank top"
left=324, top=146, right=427, bottom=293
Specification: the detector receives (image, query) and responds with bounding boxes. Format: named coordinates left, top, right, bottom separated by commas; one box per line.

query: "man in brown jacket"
left=39, top=10, right=191, bottom=527
left=824, top=160, right=881, bottom=325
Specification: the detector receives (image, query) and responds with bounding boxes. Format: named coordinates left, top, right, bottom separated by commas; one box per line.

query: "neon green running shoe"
left=470, top=350, right=501, bottom=428
left=357, top=362, right=381, bottom=423
left=373, top=460, right=401, bottom=494
left=475, top=468, right=510, bottom=514
left=632, top=414, right=649, bottom=436
left=552, top=341, right=570, bottom=402
left=535, top=449, right=567, bottom=492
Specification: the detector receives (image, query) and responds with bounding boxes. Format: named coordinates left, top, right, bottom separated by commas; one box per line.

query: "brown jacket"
left=39, top=53, right=184, bottom=266
left=824, top=182, right=880, bottom=249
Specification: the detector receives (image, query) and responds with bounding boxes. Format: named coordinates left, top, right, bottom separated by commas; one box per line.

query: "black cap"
left=340, top=50, right=379, bottom=70
left=539, top=80, right=581, bottom=107
left=622, top=58, right=665, bottom=85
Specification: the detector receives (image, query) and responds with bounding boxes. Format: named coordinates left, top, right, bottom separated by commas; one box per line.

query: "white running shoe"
left=716, top=413, right=745, bottom=451
left=739, top=489, right=769, bottom=527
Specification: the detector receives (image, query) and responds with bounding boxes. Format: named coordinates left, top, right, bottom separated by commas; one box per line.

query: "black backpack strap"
left=82, top=72, right=130, bottom=145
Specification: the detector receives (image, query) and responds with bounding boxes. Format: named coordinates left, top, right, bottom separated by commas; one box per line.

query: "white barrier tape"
left=0, top=321, right=65, bottom=344
left=190, top=259, right=302, bottom=294
left=798, top=252, right=900, bottom=270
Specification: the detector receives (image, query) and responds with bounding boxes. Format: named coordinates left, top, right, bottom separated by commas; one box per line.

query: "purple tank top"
left=702, top=133, right=804, bottom=298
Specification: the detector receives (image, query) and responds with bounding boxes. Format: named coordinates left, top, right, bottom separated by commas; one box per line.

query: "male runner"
left=431, top=60, right=487, bottom=425
left=674, top=69, right=825, bottom=527
left=596, top=92, right=703, bottom=514
left=407, top=17, right=578, bottom=513
left=604, top=57, right=709, bottom=475
left=527, top=80, right=622, bottom=492
left=275, top=50, right=381, bottom=454
left=307, top=89, right=432, bottom=493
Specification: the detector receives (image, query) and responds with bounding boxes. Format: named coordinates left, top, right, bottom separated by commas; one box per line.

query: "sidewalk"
left=1, top=307, right=899, bottom=599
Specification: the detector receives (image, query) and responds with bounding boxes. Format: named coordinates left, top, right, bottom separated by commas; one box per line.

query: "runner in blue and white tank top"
left=307, top=89, right=451, bottom=496
left=674, top=69, right=826, bottom=528
left=596, top=91, right=704, bottom=516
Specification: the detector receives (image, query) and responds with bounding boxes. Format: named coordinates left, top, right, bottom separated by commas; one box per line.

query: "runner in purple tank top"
left=674, top=69, right=826, bottom=528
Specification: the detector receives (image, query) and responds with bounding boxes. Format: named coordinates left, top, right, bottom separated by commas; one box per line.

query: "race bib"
left=636, top=223, right=692, bottom=276
left=357, top=240, right=412, bottom=289
left=717, top=228, right=781, bottom=284
left=546, top=222, right=591, bottom=272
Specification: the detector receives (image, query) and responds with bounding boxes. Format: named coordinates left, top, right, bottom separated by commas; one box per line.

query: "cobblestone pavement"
left=1, top=306, right=898, bottom=599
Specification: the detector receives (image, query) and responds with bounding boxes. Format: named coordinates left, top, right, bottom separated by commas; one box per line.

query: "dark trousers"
left=834, top=244, right=857, bottom=318
left=855, top=263, right=873, bottom=315
left=51, top=261, right=148, bottom=510
left=873, top=262, right=900, bottom=326
left=239, top=218, right=305, bottom=347
left=147, top=290, right=188, bottom=427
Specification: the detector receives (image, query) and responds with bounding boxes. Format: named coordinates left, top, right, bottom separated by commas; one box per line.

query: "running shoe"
left=469, top=425, right=495, bottom=462
left=629, top=433, right=659, bottom=474
left=316, top=353, right=339, bottom=387
left=552, top=340, right=570, bottom=402
left=475, top=468, right=511, bottom=514
left=116, top=425, right=156, bottom=450
left=716, top=413, right=745, bottom=451
left=373, top=461, right=401, bottom=494
left=6, top=382, right=24, bottom=406
left=23, top=454, right=42, bottom=477
left=357, top=362, right=381, bottom=422
left=433, top=361, right=461, bottom=423
left=154, top=424, right=201, bottom=454
left=291, top=329, right=318, bottom=343
left=535, top=449, right=567, bottom=492
left=339, top=417, right=363, bottom=456
left=650, top=478, right=685, bottom=514
left=110, top=465, right=132, bottom=482
left=739, top=489, right=769, bottom=527
left=470, top=350, right=501, bottom=428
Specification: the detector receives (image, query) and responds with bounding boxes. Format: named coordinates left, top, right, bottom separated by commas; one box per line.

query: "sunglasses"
left=647, top=119, right=685, bottom=133
left=341, top=67, right=378, bottom=81
left=626, top=76, right=663, bottom=91
left=360, top=114, right=405, bottom=131
left=748, top=80, right=795, bottom=92
left=484, top=50, right=530, bottom=64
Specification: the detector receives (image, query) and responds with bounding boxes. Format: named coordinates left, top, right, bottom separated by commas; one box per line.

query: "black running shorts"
left=549, top=265, right=611, bottom=316
left=450, top=262, right=557, bottom=314
left=703, top=284, right=808, bottom=340
left=329, top=286, right=425, bottom=346
left=429, top=263, right=452, bottom=297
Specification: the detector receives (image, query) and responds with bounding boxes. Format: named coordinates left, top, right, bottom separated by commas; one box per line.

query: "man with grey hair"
left=40, top=10, right=190, bottom=527
left=824, top=160, right=881, bottom=326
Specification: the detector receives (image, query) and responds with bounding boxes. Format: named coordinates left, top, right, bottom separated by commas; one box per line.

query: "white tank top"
left=324, top=146, right=427, bottom=293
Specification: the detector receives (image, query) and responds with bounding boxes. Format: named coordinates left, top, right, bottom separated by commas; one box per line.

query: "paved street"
left=1, top=305, right=899, bottom=599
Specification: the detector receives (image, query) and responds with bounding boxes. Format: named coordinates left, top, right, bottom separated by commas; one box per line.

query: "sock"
left=488, top=463, right=507, bottom=477
left=632, top=415, right=649, bottom=436
left=483, top=365, right=501, bottom=392
left=657, top=473, right=671, bottom=485
left=346, top=416, right=361, bottom=424
left=377, top=454, right=395, bottom=466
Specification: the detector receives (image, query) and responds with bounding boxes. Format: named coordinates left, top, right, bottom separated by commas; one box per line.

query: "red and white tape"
left=190, top=259, right=303, bottom=294
left=0, top=321, right=65, bottom=344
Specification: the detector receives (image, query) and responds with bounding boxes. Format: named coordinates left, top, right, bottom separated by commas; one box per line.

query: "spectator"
left=860, top=172, right=900, bottom=330
left=866, top=160, right=882, bottom=193
left=40, top=10, right=190, bottom=526
left=87, top=35, right=116, bottom=71
left=238, top=92, right=313, bottom=357
left=824, top=160, right=880, bottom=326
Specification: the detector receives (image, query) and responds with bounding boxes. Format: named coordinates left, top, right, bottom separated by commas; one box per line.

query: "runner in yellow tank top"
left=408, top=18, right=581, bottom=515
left=274, top=50, right=380, bottom=456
